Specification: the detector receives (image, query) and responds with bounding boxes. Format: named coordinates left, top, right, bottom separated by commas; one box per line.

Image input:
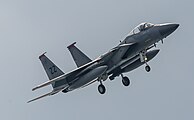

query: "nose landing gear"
left=145, top=64, right=151, bottom=72
left=140, top=50, right=151, bottom=72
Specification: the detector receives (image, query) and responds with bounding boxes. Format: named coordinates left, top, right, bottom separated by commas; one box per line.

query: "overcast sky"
left=0, top=0, right=193, bottom=120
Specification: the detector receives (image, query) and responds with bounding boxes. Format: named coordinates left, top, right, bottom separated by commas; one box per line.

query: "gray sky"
left=0, top=0, right=193, bottom=120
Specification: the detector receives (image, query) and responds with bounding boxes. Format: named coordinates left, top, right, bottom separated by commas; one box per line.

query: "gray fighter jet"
left=28, top=22, right=179, bottom=103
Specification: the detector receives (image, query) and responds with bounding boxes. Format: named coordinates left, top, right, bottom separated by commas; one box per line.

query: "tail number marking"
left=49, top=66, right=57, bottom=74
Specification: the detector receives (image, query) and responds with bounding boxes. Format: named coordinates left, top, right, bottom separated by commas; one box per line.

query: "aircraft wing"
left=102, top=43, right=137, bottom=74
left=32, top=43, right=135, bottom=92
left=99, top=43, right=136, bottom=64
left=112, top=43, right=136, bottom=51
left=27, top=88, right=63, bottom=103
left=100, top=43, right=136, bottom=59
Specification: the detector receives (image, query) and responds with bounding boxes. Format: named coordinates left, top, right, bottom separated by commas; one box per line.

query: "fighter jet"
left=28, top=22, right=179, bottom=103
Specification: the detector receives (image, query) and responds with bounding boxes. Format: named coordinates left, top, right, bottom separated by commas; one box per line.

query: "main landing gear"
left=98, top=80, right=106, bottom=94
left=97, top=74, right=108, bottom=94
left=121, top=74, right=130, bottom=86
left=98, top=74, right=131, bottom=94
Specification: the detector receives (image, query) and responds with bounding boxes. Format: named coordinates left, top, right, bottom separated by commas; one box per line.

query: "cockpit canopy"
left=128, top=22, right=154, bottom=36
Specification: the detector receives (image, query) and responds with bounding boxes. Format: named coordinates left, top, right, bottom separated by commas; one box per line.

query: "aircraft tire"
left=109, top=76, right=115, bottom=80
left=98, top=84, right=106, bottom=94
left=145, top=65, right=151, bottom=72
left=122, top=77, right=130, bottom=86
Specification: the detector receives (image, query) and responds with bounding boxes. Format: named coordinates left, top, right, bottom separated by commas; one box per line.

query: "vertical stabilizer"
left=39, top=53, right=64, bottom=88
left=67, top=42, right=92, bottom=67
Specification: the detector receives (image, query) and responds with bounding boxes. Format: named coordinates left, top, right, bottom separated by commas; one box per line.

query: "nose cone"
left=159, top=23, right=179, bottom=37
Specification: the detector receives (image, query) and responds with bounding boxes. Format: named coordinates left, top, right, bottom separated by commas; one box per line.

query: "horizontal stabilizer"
left=32, top=75, right=66, bottom=91
left=27, top=89, right=62, bottom=103
left=32, top=81, right=53, bottom=91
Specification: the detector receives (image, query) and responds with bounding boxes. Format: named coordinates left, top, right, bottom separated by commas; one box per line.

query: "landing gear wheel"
left=109, top=76, right=115, bottom=81
left=145, top=65, right=151, bottom=72
left=98, top=84, right=106, bottom=94
left=122, top=77, right=130, bottom=86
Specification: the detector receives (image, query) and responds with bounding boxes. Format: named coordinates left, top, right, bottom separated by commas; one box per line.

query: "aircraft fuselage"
left=28, top=22, right=179, bottom=103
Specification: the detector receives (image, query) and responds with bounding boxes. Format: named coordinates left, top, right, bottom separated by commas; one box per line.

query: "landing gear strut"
left=121, top=74, right=130, bottom=86
left=98, top=80, right=106, bottom=94
left=140, top=50, right=151, bottom=72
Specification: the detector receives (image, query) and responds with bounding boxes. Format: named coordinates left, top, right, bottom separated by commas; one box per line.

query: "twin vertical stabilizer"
left=39, top=53, right=64, bottom=88
left=67, top=42, right=92, bottom=67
